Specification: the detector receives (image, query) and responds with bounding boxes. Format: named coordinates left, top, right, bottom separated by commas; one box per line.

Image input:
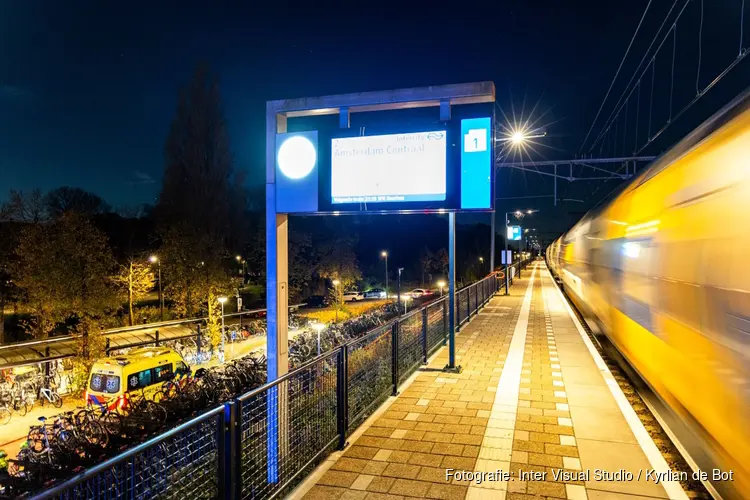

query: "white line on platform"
left=543, top=265, right=689, bottom=500
left=467, top=264, right=537, bottom=496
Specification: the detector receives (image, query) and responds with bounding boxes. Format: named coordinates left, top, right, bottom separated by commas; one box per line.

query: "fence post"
left=336, top=345, right=349, bottom=449
left=455, top=291, right=461, bottom=332
left=421, top=308, right=428, bottom=364
left=218, top=403, right=229, bottom=499
left=442, top=299, right=448, bottom=346
left=391, top=321, right=400, bottom=396
left=232, top=399, right=243, bottom=499
left=196, top=324, right=202, bottom=359
left=105, top=338, right=110, bottom=355
left=155, top=330, right=160, bottom=347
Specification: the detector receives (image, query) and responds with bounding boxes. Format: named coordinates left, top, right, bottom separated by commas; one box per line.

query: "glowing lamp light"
left=277, top=135, right=317, bottom=179
left=218, top=296, right=228, bottom=304
left=511, top=131, right=525, bottom=144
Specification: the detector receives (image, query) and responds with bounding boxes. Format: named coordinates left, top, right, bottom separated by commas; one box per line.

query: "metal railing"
left=0, top=305, right=303, bottom=371
left=40, top=405, right=226, bottom=499
left=33, top=272, right=506, bottom=500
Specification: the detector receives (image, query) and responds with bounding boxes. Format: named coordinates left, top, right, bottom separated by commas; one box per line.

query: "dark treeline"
left=0, top=65, right=515, bottom=360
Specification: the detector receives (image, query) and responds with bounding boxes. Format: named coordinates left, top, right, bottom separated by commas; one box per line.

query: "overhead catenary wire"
left=579, top=0, right=654, bottom=152
left=592, top=0, right=750, bottom=157
left=587, top=0, right=684, bottom=153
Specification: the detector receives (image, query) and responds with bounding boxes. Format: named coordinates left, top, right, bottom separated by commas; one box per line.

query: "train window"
left=590, top=247, right=607, bottom=285
left=622, top=240, right=654, bottom=292
left=658, top=240, right=704, bottom=331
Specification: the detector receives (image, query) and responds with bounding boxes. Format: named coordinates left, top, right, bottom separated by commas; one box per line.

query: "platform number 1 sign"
left=464, top=128, right=488, bottom=153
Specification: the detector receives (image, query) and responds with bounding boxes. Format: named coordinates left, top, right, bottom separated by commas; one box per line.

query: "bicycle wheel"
left=82, top=420, right=109, bottom=449
left=0, top=406, right=10, bottom=425
left=50, top=392, right=63, bottom=408
left=99, top=411, right=123, bottom=436
left=27, top=427, right=46, bottom=453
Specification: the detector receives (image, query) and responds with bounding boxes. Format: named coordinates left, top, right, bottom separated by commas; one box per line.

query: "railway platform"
left=293, top=262, right=687, bottom=500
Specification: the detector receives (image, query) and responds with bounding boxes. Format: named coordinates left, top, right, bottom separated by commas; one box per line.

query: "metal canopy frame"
left=265, top=81, right=496, bottom=382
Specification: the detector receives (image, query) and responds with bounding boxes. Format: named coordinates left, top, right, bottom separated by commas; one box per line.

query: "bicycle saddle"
left=38, top=416, right=46, bottom=422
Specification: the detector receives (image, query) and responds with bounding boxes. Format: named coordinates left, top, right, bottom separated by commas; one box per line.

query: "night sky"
left=2, top=1, right=748, bottom=234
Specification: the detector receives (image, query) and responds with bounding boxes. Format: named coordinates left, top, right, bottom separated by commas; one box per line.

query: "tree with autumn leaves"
left=113, top=259, right=155, bottom=326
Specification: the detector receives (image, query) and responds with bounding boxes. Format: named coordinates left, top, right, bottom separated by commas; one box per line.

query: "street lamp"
left=218, top=296, right=228, bottom=363
left=311, top=322, right=325, bottom=356
left=332, top=279, right=340, bottom=322
left=149, top=255, right=163, bottom=321
left=381, top=251, right=388, bottom=296
left=437, top=280, right=446, bottom=297
left=491, top=128, right=545, bottom=282
left=396, top=268, right=404, bottom=315
left=504, top=209, right=537, bottom=295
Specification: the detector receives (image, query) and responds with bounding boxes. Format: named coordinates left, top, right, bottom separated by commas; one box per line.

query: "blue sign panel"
left=507, top=225, right=522, bottom=241
left=460, top=117, right=492, bottom=209
left=276, top=131, right=318, bottom=213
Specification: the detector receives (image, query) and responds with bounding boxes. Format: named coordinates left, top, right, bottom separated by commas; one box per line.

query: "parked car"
left=343, top=291, right=365, bottom=302
left=407, top=288, right=432, bottom=298
left=363, top=288, right=387, bottom=299
left=304, top=295, right=329, bottom=308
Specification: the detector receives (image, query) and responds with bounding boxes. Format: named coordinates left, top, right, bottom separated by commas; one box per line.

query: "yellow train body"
left=547, top=90, right=750, bottom=497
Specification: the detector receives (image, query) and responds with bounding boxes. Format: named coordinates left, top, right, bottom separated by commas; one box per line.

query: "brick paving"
left=301, top=274, right=525, bottom=500
left=297, top=262, right=673, bottom=500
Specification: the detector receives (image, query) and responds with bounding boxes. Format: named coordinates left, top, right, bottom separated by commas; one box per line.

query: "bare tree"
left=45, top=186, right=110, bottom=219
left=1, top=189, right=48, bottom=222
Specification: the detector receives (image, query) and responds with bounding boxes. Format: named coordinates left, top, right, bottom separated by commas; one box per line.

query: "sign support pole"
left=490, top=210, right=495, bottom=276
left=266, top=110, right=288, bottom=485
left=445, top=211, right=461, bottom=373
left=505, top=213, right=510, bottom=296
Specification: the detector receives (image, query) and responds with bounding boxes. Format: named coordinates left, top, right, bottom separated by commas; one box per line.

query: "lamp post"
left=149, top=255, right=163, bottom=321
left=504, top=209, right=537, bottom=295
left=397, top=268, right=403, bottom=316
left=235, top=255, right=247, bottom=284
left=493, top=127, right=546, bottom=287
left=311, top=322, right=325, bottom=356
left=218, top=296, right=227, bottom=363
left=332, top=279, right=340, bottom=322
left=381, top=251, right=388, bottom=296
left=437, top=280, right=446, bottom=297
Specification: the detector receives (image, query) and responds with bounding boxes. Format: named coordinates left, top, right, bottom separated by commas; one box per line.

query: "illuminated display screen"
left=331, top=131, right=447, bottom=204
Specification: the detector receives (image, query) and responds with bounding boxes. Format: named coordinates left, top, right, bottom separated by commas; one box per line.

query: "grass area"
left=300, top=299, right=389, bottom=324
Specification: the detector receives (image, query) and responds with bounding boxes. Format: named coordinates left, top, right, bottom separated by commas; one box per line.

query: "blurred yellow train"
left=547, top=89, right=750, bottom=499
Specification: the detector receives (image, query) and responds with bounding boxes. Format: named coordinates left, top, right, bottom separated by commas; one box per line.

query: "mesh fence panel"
left=347, top=325, right=392, bottom=429
left=45, top=409, right=222, bottom=500
left=426, top=301, right=446, bottom=356
left=397, top=312, right=423, bottom=383
left=239, top=353, right=339, bottom=500
left=457, top=289, right=469, bottom=326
